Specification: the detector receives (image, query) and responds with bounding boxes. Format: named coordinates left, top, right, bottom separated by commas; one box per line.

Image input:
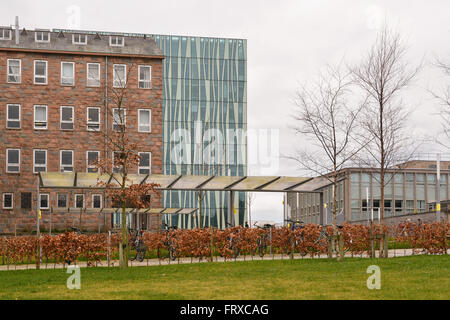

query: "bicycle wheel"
left=169, top=246, right=178, bottom=261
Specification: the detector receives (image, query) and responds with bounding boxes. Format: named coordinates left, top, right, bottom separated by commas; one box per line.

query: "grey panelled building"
left=152, top=35, right=247, bottom=229
left=287, top=160, right=450, bottom=225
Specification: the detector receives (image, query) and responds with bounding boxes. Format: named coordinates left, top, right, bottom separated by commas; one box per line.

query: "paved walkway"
left=1, top=248, right=446, bottom=271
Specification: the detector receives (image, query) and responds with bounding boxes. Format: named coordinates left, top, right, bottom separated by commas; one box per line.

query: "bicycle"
left=253, top=223, right=272, bottom=257
left=158, top=223, right=178, bottom=261
left=220, top=222, right=240, bottom=259
left=284, top=219, right=308, bottom=256
left=129, top=228, right=147, bottom=262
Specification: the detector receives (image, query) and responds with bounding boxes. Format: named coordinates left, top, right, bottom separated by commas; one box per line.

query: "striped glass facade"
left=152, top=35, right=248, bottom=229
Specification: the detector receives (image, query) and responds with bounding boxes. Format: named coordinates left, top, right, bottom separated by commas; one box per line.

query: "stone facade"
left=0, top=29, right=164, bottom=234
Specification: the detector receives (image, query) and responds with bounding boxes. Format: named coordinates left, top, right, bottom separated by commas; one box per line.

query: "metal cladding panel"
left=170, top=175, right=212, bottom=190
left=260, top=176, right=311, bottom=191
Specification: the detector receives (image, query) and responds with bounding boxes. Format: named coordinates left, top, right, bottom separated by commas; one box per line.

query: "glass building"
left=152, top=35, right=248, bottom=229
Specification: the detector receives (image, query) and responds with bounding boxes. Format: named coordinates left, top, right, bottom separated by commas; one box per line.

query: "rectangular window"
left=60, top=150, right=74, bottom=172
left=34, top=105, right=48, bottom=129
left=7, top=59, right=21, bottom=83
left=60, top=106, right=74, bottom=130
left=86, top=151, right=100, bottom=173
left=138, top=152, right=151, bottom=175
left=112, top=108, right=126, bottom=131
left=61, top=62, right=75, bottom=85
left=72, top=34, right=87, bottom=45
left=39, top=194, right=49, bottom=209
left=34, top=60, right=48, bottom=84
left=33, top=149, right=47, bottom=173
left=138, top=109, right=151, bottom=132
left=3, top=193, right=13, bottom=209
left=87, top=107, right=100, bottom=131
left=138, top=65, right=151, bottom=89
left=6, top=149, right=20, bottom=173
left=92, top=194, right=102, bottom=209
left=0, top=28, right=11, bottom=40
left=112, top=151, right=125, bottom=173
left=113, top=64, right=126, bottom=88
left=6, top=104, right=20, bottom=129
left=109, top=36, right=124, bottom=47
left=75, top=194, right=84, bottom=208
left=35, top=31, right=50, bottom=43
left=21, top=192, right=32, bottom=209
left=57, top=194, right=67, bottom=208
left=87, top=63, right=100, bottom=87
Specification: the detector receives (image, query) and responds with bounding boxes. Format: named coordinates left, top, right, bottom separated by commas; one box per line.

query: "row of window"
left=6, top=59, right=152, bottom=88
left=4, top=149, right=152, bottom=174
left=2, top=192, right=103, bottom=210
left=4, top=104, right=151, bottom=132
left=0, top=28, right=126, bottom=47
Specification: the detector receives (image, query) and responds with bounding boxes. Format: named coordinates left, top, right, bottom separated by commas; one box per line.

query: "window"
left=34, top=105, right=47, bottom=129
left=61, top=62, right=75, bottom=85
left=60, top=150, right=74, bottom=172
left=112, top=151, right=125, bottom=173
left=0, top=28, right=11, bottom=40
left=87, top=107, right=100, bottom=131
left=34, top=60, right=48, bottom=84
left=3, top=193, right=13, bottom=209
left=86, top=151, right=100, bottom=173
left=75, top=194, right=84, bottom=208
left=92, top=194, right=102, bottom=208
left=113, top=64, right=126, bottom=88
left=72, top=34, right=87, bottom=45
left=138, top=65, right=151, bottom=89
left=21, top=192, right=32, bottom=209
left=138, top=109, right=151, bottom=132
left=39, top=194, right=49, bottom=209
left=112, top=108, right=126, bottom=131
left=60, top=106, right=74, bottom=130
left=87, top=63, right=100, bottom=87
left=35, top=31, right=50, bottom=43
left=138, top=152, right=151, bottom=175
left=33, top=149, right=47, bottom=173
left=6, top=149, right=20, bottom=173
left=109, top=36, right=124, bottom=47
left=7, top=59, right=21, bottom=83
left=57, top=194, right=67, bottom=208
left=6, top=104, right=20, bottom=129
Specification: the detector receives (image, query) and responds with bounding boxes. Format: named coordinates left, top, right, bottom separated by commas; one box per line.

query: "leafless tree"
left=430, top=57, right=450, bottom=149
left=351, top=26, right=421, bottom=223
left=289, top=63, right=364, bottom=232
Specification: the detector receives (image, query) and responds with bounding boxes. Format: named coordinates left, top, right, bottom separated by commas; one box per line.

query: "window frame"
left=57, top=194, right=67, bottom=208
left=61, top=61, right=75, bottom=86
left=0, top=28, right=12, bottom=40
left=72, top=33, right=87, bottom=45
left=86, top=107, right=101, bottom=131
left=2, top=193, right=13, bottom=209
left=138, top=65, right=152, bottom=89
left=113, top=64, right=127, bottom=88
left=6, top=104, right=21, bottom=129
left=86, top=63, right=100, bottom=87
left=92, top=194, right=103, bottom=209
left=75, top=194, right=85, bottom=209
left=34, top=105, right=48, bottom=130
left=60, top=150, right=74, bottom=173
left=7, top=59, right=21, bottom=83
left=60, top=106, right=74, bottom=130
left=112, top=108, right=126, bottom=132
left=35, top=31, right=50, bottom=43
left=109, top=36, right=124, bottom=47
left=39, top=193, right=50, bottom=209
left=6, top=148, right=20, bottom=173
left=138, top=109, right=151, bottom=133
left=86, top=150, right=100, bottom=173
left=138, top=152, right=151, bottom=175
left=34, top=60, right=48, bottom=85
left=33, top=149, right=47, bottom=174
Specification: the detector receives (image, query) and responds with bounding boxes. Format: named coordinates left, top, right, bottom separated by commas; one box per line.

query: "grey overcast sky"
left=2, top=0, right=449, bottom=223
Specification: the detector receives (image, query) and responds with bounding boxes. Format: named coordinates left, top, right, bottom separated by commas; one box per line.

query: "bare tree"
left=289, top=63, right=364, bottom=233
left=430, top=57, right=450, bottom=149
left=351, top=26, right=421, bottom=223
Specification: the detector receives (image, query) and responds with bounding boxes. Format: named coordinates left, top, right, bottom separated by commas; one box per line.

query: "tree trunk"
left=120, top=203, right=128, bottom=269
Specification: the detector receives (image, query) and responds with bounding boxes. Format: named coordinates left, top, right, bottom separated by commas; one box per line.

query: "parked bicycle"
left=221, top=222, right=241, bottom=258
left=253, top=223, right=273, bottom=257
left=158, top=223, right=178, bottom=261
left=129, top=228, right=147, bottom=262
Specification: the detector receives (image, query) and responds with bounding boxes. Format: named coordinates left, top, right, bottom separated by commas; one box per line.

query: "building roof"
left=0, top=28, right=165, bottom=59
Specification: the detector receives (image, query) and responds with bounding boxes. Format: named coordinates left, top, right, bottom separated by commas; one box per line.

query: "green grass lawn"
left=0, top=255, right=448, bottom=300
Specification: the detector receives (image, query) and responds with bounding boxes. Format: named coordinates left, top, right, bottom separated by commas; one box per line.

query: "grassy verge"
left=0, top=255, right=448, bottom=300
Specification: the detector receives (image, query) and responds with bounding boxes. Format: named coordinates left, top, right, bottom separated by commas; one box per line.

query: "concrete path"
left=1, top=248, right=447, bottom=271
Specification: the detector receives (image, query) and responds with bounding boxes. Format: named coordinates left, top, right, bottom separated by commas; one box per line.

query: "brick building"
left=0, top=26, right=164, bottom=234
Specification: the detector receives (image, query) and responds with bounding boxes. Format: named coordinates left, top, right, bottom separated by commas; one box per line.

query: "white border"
left=86, top=150, right=100, bottom=173
left=7, top=59, right=21, bottom=83
left=6, top=104, right=21, bottom=129
left=60, top=106, right=74, bottom=130
left=34, top=60, right=48, bottom=85
left=138, top=109, right=151, bottom=132
left=6, top=148, right=20, bottom=173
left=34, top=105, right=48, bottom=130
left=86, top=63, right=100, bottom=87
left=86, top=107, right=101, bottom=131
left=138, top=65, right=151, bottom=89
left=2, top=193, right=13, bottom=209
left=33, top=149, right=47, bottom=174
left=60, top=150, right=74, bottom=172
left=61, top=61, right=75, bottom=86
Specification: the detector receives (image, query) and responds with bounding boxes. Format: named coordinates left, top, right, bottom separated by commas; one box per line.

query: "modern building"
left=0, top=25, right=164, bottom=234
left=286, top=159, right=450, bottom=225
